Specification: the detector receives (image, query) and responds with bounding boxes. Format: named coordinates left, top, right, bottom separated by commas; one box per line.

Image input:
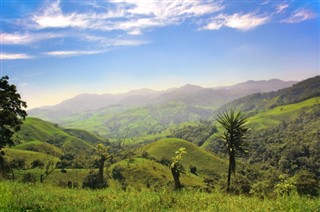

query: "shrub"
left=31, top=159, right=45, bottom=168
left=22, top=173, right=37, bottom=183
left=294, top=170, right=319, bottom=196
left=10, top=158, right=26, bottom=169
left=82, top=170, right=108, bottom=189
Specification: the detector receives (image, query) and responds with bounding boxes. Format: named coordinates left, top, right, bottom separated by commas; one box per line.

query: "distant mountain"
left=224, top=79, right=297, bottom=93
left=217, top=76, right=320, bottom=116
left=29, top=79, right=297, bottom=123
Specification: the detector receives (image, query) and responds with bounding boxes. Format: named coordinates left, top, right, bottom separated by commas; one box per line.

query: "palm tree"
left=216, top=109, right=249, bottom=192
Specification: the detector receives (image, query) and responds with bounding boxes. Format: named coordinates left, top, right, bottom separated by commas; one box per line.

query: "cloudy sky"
left=1, top=0, right=319, bottom=108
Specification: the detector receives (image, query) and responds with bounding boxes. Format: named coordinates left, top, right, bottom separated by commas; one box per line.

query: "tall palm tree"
left=216, top=109, right=249, bottom=192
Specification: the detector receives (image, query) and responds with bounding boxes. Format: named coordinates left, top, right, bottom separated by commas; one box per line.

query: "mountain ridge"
left=28, top=79, right=297, bottom=122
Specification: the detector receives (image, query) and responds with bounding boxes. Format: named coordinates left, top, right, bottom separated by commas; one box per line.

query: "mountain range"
left=29, top=79, right=297, bottom=125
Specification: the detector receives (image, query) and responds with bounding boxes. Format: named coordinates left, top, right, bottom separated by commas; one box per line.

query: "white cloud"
left=203, top=13, right=269, bottom=31
left=29, top=0, right=222, bottom=34
left=0, top=53, right=32, bottom=60
left=276, top=4, right=289, bottom=14
left=44, top=50, right=102, bottom=57
left=225, top=13, right=269, bottom=31
left=32, top=0, right=89, bottom=29
left=0, top=32, right=64, bottom=45
left=79, top=34, right=148, bottom=47
left=282, top=9, right=316, bottom=23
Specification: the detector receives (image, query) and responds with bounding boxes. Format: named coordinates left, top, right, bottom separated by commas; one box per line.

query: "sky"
left=0, top=0, right=319, bottom=109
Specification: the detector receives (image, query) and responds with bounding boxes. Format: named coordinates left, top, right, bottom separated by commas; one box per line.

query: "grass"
left=2, top=148, right=59, bottom=169
left=109, top=157, right=205, bottom=190
left=14, top=141, right=63, bottom=157
left=247, top=97, right=320, bottom=130
left=15, top=117, right=105, bottom=156
left=202, top=97, right=320, bottom=148
left=143, top=138, right=227, bottom=176
left=11, top=168, right=90, bottom=187
left=0, top=181, right=319, bottom=211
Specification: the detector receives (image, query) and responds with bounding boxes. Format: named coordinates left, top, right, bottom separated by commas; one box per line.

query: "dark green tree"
left=216, top=109, right=249, bottom=192
left=0, top=75, right=27, bottom=149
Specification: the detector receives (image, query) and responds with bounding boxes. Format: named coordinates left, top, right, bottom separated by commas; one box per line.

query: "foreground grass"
left=0, top=181, right=319, bottom=211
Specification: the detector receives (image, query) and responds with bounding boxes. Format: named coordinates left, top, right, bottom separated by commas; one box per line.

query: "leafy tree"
left=170, top=147, right=186, bottom=190
left=0, top=76, right=27, bottom=149
left=216, top=109, right=249, bottom=192
left=96, top=143, right=111, bottom=187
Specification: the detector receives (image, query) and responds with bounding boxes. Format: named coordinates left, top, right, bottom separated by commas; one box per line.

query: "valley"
left=1, top=76, right=319, bottom=210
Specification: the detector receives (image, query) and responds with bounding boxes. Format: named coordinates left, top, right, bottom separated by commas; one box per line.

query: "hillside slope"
left=143, top=138, right=226, bottom=177
left=28, top=79, right=296, bottom=138
left=15, top=117, right=109, bottom=157
left=217, top=76, right=319, bottom=115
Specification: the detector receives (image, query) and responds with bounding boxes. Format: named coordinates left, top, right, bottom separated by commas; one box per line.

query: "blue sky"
left=1, top=0, right=319, bottom=108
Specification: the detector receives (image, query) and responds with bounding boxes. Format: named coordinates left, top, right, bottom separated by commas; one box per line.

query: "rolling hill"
left=7, top=117, right=110, bottom=168
left=107, top=138, right=227, bottom=190
left=205, top=78, right=320, bottom=150
left=143, top=138, right=227, bottom=177
left=216, top=76, right=320, bottom=116
left=28, top=79, right=297, bottom=138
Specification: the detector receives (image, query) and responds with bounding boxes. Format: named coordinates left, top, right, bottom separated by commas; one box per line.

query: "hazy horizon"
left=1, top=0, right=319, bottom=109
left=26, top=77, right=305, bottom=110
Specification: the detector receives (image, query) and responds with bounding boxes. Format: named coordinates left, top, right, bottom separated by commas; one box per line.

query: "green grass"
left=202, top=97, right=320, bottom=148
left=59, top=102, right=213, bottom=138
left=143, top=138, right=227, bottom=177
left=0, top=181, right=319, bottom=211
left=18, top=117, right=71, bottom=141
left=15, top=117, right=106, bottom=156
left=247, top=97, right=320, bottom=130
left=14, top=141, right=63, bottom=157
left=109, top=157, right=205, bottom=190
left=11, top=168, right=90, bottom=186
left=2, top=148, right=59, bottom=169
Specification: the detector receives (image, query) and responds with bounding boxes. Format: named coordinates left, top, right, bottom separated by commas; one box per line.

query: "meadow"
left=1, top=181, right=319, bottom=211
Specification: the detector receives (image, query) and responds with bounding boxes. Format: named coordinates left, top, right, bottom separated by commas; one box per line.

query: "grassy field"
left=0, top=181, right=319, bottom=211
left=143, top=138, right=227, bottom=177
left=202, top=97, right=320, bottom=148
left=246, top=97, right=320, bottom=130
left=2, top=148, right=59, bottom=169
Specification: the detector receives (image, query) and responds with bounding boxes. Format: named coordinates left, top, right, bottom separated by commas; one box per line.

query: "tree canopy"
left=0, top=75, right=27, bottom=149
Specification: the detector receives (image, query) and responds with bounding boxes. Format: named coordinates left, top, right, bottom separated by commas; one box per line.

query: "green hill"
left=218, top=76, right=320, bottom=116
left=14, top=141, right=63, bottom=157
left=247, top=97, right=320, bottom=130
left=109, top=157, right=205, bottom=190
left=143, top=138, right=226, bottom=177
left=59, top=102, right=212, bottom=138
left=15, top=117, right=109, bottom=155
left=206, top=97, right=320, bottom=148
left=6, top=117, right=110, bottom=169
left=2, top=148, right=59, bottom=169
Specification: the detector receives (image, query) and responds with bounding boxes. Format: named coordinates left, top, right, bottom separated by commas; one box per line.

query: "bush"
left=82, top=170, right=108, bottom=189
left=31, top=159, right=45, bottom=168
left=22, top=173, right=37, bottom=184
left=294, top=170, right=319, bottom=196
left=274, top=175, right=296, bottom=196
left=10, top=158, right=26, bottom=169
